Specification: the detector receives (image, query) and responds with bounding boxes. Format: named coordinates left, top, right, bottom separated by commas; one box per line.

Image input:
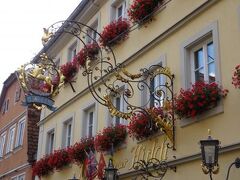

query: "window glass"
left=66, top=123, right=72, bottom=147
left=191, top=40, right=215, bottom=83
left=47, top=130, right=54, bottom=154
left=6, top=126, right=16, bottom=153
left=68, top=43, right=77, bottom=61
left=88, top=111, right=94, bottom=138
left=15, top=120, right=25, bottom=147
left=0, top=133, right=6, bottom=157
left=207, top=42, right=215, bottom=82
left=62, top=119, right=72, bottom=148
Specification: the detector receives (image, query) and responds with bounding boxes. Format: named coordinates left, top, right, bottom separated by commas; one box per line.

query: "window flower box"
left=60, top=60, right=79, bottom=83
left=68, top=137, right=94, bottom=165
left=94, top=125, right=127, bottom=152
left=232, top=64, right=240, bottom=89
left=47, top=149, right=72, bottom=170
left=99, top=18, right=130, bottom=47
left=75, top=43, right=99, bottom=68
left=128, top=0, right=164, bottom=24
left=32, top=155, right=54, bottom=178
left=128, top=107, right=164, bottom=141
left=174, top=81, right=228, bottom=119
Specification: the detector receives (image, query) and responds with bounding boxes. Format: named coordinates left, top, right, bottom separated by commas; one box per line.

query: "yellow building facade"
left=35, top=0, right=240, bottom=179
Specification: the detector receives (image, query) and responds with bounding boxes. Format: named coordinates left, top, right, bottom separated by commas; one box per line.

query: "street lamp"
left=199, top=130, right=220, bottom=180
left=104, top=158, right=119, bottom=180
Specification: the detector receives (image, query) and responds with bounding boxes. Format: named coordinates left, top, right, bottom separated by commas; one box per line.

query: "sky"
left=0, top=0, right=82, bottom=90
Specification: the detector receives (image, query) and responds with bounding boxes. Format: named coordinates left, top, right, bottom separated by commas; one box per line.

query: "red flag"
left=97, top=153, right=106, bottom=179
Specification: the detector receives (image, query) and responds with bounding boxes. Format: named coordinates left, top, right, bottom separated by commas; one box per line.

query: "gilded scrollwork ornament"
left=16, top=53, right=64, bottom=111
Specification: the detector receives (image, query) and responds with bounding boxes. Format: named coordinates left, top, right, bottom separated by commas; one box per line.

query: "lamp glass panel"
left=204, top=145, right=215, bottom=164
left=107, top=171, right=114, bottom=180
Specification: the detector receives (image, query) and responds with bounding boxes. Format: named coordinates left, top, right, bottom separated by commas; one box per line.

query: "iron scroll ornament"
left=40, top=20, right=175, bottom=147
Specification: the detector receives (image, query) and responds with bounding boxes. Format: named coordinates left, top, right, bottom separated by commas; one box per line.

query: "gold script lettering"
left=128, top=138, right=169, bottom=170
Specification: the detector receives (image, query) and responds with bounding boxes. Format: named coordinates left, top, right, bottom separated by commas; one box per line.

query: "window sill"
left=4, top=151, right=13, bottom=159
left=180, top=103, right=224, bottom=127
left=136, top=4, right=166, bottom=28
left=13, top=145, right=23, bottom=153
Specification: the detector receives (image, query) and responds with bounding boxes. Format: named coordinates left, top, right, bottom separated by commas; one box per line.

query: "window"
left=141, top=60, right=166, bottom=108
left=68, top=42, right=77, bottom=61
left=87, top=108, right=95, bottom=138
left=2, top=99, right=9, bottom=114
left=111, top=0, right=127, bottom=21
left=82, top=103, right=97, bottom=138
left=149, top=74, right=165, bottom=107
left=190, top=39, right=215, bottom=83
left=46, top=130, right=55, bottom=154
left=15, top=118, right=25, bottom=147
left=0, top=132, right=6, bottom=157
left=87, top=20, right=98, bottom=44
left=180, top=22, right=222, bottom=126
left=15, top=88, right=21, bottom=103
left=11, top=174, right=25, bottom=180
left=6, top=125, right=16, bottom=153
left=111, top=88, right=127, bottom=126
left=62, top=119, right=72, bottom=148
left=181, top=22, right=220, bottom=89
left=116, top=1, right=126, bottom=20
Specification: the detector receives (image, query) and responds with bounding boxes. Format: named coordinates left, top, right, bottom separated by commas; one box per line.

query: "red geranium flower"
left=128, top=107, right=164, bottom=141
left=128, top=0, right=164, bottom=24
left=174, top=81, right=228, bottom=118
left=68, top=137, right=94, bottom=165
left=94, top=125, right=127, bottom=152
left=60, top=60, right=79, bottom=82
left=99, top=18, right=130, bottom=47
left=47, top=149, right=72, bottom=170
left=75, top=43, right=99, bottom=68
left=32, top=155, right=53, bottom=178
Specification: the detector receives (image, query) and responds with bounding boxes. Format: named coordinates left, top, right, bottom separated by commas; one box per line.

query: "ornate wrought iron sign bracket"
left=17, top=20, right=176, bottom=179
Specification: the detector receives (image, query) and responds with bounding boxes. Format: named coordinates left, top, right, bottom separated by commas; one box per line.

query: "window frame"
left=86, top=19, right=99, bottom=44
left=6, top=124, right=16, bottom=153
left=190, top=38, right=215, bottom=83
left=14, top=88, right=21, bottom=103
left=81, top=102, right=98, bottom=138
left=180, top=21, right=222, bottom=127
left=2, top=98, right=9, bottom=114
left=0, top=131, right=7, bottom=157
left=46, top=129, right=55, bottom=155
left=68, top=41, right=77, bottom=61
left=110, top=0, right=128, bottom=21
left=180, top=21, right=221, bottom=89
left=111, top=87, right=128, bottom=126
left=15, top=118, right=26, bottom=148
left=62, top=118, right=73, bottom=148
left=86, top=107, right=95, bottom=138
left=11, top=173, right=25, bottom=180
left=107, top=85, right=128, bottom=126
left=141, top=55, right=166, bottom=108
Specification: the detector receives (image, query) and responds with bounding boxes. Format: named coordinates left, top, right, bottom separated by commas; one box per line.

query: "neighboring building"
left=0, top=73, right=40, bottom=180
left=34, top=0, right=240, bottom=179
